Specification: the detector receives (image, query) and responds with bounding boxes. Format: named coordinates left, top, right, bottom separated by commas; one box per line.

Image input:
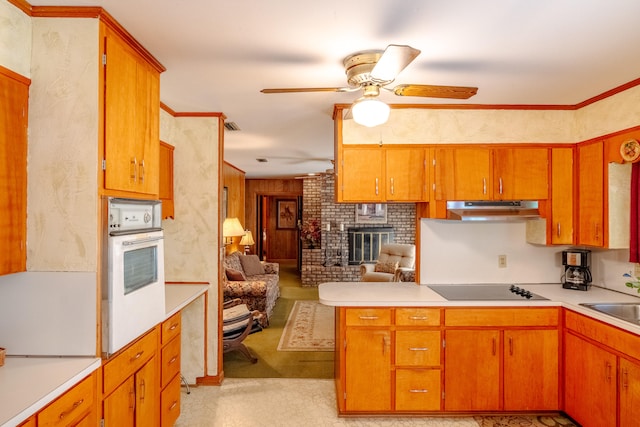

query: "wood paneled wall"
left=223, top=162, right=245, bottom=254
left=245, top=179, right=303, bottom=261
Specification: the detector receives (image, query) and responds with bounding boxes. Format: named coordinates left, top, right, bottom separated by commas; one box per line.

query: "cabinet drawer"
left=565, top=309, right=640, bottom=361
left=396, top=331, right=441, bottom=366
left=38, top=373, right=95, bottom=426
left=161, top=373, right=181, bottom=427
left=445, top=307, right=559, bottom=327
left=103, top=328, right=158, bottom=395
left=396, top=308, right=441, bottom=326
left=395, top=369, right=441, bottom=411
left=161, top=335, right=181, bottom=388
left=162, top=312, right=181, bottom=346
left=345, top=308, right=391, bottom=326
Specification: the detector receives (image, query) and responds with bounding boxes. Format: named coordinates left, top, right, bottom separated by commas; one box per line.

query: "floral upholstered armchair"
left=223, top=252, right=280, bottom=327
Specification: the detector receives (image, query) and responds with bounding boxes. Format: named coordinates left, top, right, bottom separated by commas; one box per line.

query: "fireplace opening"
left=347, top=227, right=394, bottom=265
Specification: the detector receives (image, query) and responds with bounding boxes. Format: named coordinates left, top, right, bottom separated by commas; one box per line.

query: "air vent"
left=224, top=121, right=240, bottom=131
left=256, top=158, right=268, bottom=163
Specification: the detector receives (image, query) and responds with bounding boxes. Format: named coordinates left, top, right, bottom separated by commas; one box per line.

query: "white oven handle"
left=121, top=236, right=164, bottom=246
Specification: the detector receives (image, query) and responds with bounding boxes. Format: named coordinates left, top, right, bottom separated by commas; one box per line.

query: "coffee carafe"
left=562, top=249, right=592, bottom=291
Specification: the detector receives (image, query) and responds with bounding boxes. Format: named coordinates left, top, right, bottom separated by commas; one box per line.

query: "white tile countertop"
left=319, top=282, right=640, bottom=335
left=0, top=282, right=209, bottom=427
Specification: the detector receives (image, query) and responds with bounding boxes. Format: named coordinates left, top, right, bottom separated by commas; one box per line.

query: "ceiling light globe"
left=351, top=97, right=390, bottom=127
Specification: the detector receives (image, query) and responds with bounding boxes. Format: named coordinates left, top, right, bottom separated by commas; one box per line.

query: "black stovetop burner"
left=428, top=284, right=549, bottom=301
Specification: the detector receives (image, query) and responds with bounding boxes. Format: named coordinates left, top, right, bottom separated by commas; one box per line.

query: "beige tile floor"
left=174, top=378, right=483, bottom=427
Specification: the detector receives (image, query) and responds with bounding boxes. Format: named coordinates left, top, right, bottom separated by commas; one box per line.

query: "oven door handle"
left=122, top=236, right=164, bottom=246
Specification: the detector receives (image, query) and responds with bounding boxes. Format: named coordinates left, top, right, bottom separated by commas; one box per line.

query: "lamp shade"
left=223, top=217, right=245, bottom=237
left=352, top=97, right=390, bottom=127
left=239, top=230, right=255, bottom=246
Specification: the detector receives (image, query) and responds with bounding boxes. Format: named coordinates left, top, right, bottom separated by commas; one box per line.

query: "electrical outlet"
left=498, top=255, right=507, bottom=268
left=634, top=263, right=640, bottom=278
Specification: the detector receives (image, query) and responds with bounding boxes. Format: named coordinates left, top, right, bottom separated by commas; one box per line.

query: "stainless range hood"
left=446, top=200, right=540, bottom=221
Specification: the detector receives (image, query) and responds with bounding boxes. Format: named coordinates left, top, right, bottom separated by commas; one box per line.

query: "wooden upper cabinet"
left=550, top=147, right=574, bottom=244
left=385, top=148, right=426, bottom=201
left=434, top=147, right=491, bottom=200
left=159, top=142, right=175, bottom=219
left=103, top=25, right=160, bottom=196
left=0, top=69, right=29, bottom=275
left=577, top=141, right=604, bottom=246
left=493, top=147, right=548, bottom=200
left=340, top=147, right=385, bottom=202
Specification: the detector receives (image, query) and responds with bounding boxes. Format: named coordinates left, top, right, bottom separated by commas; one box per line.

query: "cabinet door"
left=136, top=356, right=159, bottom=427
left=345, top=328, right=391, bottom=411
left=0, top=71, right=28, bottom=275
left=135, top=61, right=160, bottom=195
left=564, top=332, right=616, bottom=427
left=385, top=148, right=425, bottom=201
left=577, top=141, right=604, bottom=246
left=504, top=329, right=559, bottom=410
left=444, top=329, right=500, bottom=411
left=340, top=148, right=384, bottom=202
left=619, top=357, right=640, bottom=427
left=434, top=147, right=491, bottom=201
left=103, top=376, right=135, bottom=427
left=493, top=147, right=548, bottom=200
left=550, top=148, right=574, bottom=244
left=159, top=142, right=175, bottom=219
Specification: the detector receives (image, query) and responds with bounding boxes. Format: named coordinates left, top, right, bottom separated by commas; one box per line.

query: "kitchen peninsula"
left=319, top=281, right=640, bottom=424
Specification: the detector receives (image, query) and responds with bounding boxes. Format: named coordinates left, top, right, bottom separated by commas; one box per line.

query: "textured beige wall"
left=0, top=1, right=31, bottom=77
left=161, top=112, right=220, bottom=382
left=27, top=18, right=100, bottom=272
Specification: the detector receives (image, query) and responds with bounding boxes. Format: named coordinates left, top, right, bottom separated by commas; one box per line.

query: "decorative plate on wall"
left=620, top=139, right=640, bottom=162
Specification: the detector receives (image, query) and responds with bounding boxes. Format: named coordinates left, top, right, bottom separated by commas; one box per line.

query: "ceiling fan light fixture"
left=351, top=96, right=390, bottom=127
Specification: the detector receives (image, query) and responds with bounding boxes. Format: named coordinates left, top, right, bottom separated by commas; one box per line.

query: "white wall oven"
left=103, top=197, right=165, bottom=356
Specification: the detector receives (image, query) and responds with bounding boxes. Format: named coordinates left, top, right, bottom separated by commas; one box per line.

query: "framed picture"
left=355, top=203, right=387, bottom=224
left=277, top=199, right=297, bottom=229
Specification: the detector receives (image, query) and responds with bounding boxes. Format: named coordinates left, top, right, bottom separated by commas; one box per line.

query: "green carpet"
left=222, top=261, right=335, bottom=379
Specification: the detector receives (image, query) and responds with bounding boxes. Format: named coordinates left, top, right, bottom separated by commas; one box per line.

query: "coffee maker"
left=562, top=249, right=592, bottom=291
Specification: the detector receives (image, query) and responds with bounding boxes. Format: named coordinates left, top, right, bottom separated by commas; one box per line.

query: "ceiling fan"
left=261, top=44, right=478, bottom=127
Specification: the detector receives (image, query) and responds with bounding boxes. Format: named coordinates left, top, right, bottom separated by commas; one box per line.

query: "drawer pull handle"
left=409, top=389, right=429, bottom=393
left=58, top=399, right=84, bottom=419
left=358, top=316, right=379, bottom=320
left=169, top=356, right=178, bottom=364
left=170, top=400, right=178, bottom=410
left=130, top=350, right=144, bottom=362
left=409, top=347, right=429, bottom=351
left=169, top=323, right=179, bottom=330
left=409, top=316, right=429, bottom=320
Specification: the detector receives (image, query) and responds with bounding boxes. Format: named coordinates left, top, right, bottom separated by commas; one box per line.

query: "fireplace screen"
left=348, top=227, right=394, bottom=265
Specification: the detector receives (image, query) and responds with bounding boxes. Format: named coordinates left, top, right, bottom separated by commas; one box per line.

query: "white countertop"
left=0, top=282, right=209, bottom=427
left=319, top=282, right=640, bottom=335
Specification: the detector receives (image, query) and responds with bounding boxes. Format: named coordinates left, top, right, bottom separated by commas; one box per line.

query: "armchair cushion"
left=374, top=261, right=399, bottom=274
left=239, top=254, right=265, bottom=276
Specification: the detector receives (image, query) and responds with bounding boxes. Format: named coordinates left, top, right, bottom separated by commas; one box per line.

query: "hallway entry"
left=256, top=195, right=302, bottom=264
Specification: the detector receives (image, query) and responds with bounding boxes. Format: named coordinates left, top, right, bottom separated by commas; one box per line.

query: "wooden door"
left=493, top=147, right=548, bottom=200
left=434, top=147, right=491, bottom=200
left=0, top=70, right=28, bottom=275
left=619, top=357, right=640, bottom=427
left=564, top=332, right=616, bottom=427
left=577, top=141, right=604, bottom=246
left=103, top=376, right=135, bottom=427
left=345, top=328, right=392, bottom=411
left=444, top=329, right=500, bottom=411
left=503, top=329, right=559, bottom=410
left=551, top=148, right=574, bottom=244
left=385, top=148, right=426, bottom=201
left=340, top=148, right=384, bottom=202
left=136, top=356, right=159, bottom=427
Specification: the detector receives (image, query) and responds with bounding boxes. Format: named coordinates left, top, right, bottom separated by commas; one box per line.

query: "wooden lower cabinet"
left=619, top=357, right=640, bottom=427
left=160, top=312, right=182, bottom=427
left=37, top=372, right=98, bottom=427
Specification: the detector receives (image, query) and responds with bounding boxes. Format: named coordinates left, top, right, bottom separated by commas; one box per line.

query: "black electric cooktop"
left=428, top=284, right=549, bottom=301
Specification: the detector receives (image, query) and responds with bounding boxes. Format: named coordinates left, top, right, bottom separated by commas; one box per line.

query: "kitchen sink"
left=580, top=303, right=640, bottom=324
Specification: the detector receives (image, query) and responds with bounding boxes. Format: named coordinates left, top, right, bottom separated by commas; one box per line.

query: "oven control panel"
left=107, top=198, right=161, bottom=233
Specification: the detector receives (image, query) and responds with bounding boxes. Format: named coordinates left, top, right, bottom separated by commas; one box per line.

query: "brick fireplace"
left=300, top=174, right=415, bottom=286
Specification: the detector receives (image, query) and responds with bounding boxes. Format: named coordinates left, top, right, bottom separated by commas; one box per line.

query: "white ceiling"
left=28, top=0, right=640, bottom=178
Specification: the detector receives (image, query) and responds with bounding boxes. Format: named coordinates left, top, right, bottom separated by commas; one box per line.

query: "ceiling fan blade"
left=370, top=44, right=421, bottom=83
left=261, top=87, right=355, bottom=94
left=392, top=84, right=478, bottom=99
